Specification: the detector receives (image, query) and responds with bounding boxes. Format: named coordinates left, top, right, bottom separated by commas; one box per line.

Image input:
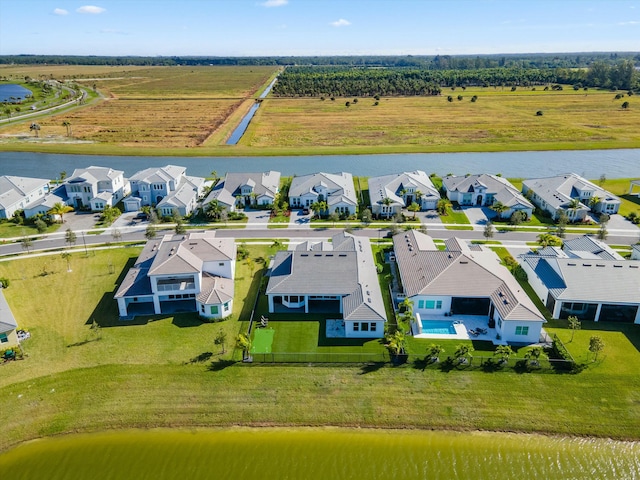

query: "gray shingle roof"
left=0, top=176, right=50, bottom=209
left=368, top=171, right=439, bottom=207
left=0, top=287, right=18, bottom=333
left=197, top=274, right=234, bottom=305
left=157, top=176, right=207, bottom=209
left=266, top=232, right=386, bottom=322
left=443, top=174, right=533, bottom=209
left=562, top=235, right=623, bottom=261
left=205, top=171, right=281, bottom=206
left=289, top=172, right=357, bottom=207
left=523, top=255, right=640, bottom=303
left=394, top=230, right=544, bottom=322
left=522, top=173, right=620, bottom=211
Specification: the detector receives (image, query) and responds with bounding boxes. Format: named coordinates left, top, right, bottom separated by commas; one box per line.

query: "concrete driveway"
left=243, top=208, right=271, bottom=229
left=290, top=209, right=313, bottom=229
left=62, top=211, right=100, bottom=231
left=415, top=209, right=443, bottom=225
left=462, top=206, right=495, bottom=225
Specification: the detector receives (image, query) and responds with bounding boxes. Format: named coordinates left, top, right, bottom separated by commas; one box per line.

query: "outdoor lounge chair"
left=468, top=329, right=479, bottom=337
left=477, top=328, right=488, bottom=335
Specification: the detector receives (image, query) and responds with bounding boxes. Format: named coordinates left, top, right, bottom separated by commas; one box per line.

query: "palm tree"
left=483, top=222, right=495, bottom=240
left=62, top=121, right=72, bottom=137
left=489, top=201, right=508, bottom=219
left=588, top=196, right=601, bottom=212
left=381, top=197, right=393, bottom=218
left=436, top=198, right=451, bottom=216
left=537, top=233, right=562, bottom=248
left=385, top=329, right=407, bottom=357
left=407, top=202, right=420, bottom=219
left=310, top=201, right=328, bottom=218
left=48, top=202, right=74, bottom=223
left=205, top=200, right=224, bottom=221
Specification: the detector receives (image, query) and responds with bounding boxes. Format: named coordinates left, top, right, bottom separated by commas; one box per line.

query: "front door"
left=476, top=195, right=483, bottom=206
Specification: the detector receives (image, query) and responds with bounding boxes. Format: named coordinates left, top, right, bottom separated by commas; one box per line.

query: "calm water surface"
left=0, top=84, right=32, bottom=102
left=1, top=428, right=638, bottom=480
left=0, top=149, right=639, bottom=179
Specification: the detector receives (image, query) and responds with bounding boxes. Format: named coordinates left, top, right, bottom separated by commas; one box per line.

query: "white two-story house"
left=289, top=172, right=357, bottom=216
left=0, top=175, right=51, bottom=219
left=65, top=166, right=130, bottom=211
left=368, top=171, right=440, bottom=218
left=115, top=232, right=236, bottom=320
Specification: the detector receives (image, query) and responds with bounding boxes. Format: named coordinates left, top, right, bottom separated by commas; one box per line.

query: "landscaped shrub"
left=0, top=277, right=9, bottom=288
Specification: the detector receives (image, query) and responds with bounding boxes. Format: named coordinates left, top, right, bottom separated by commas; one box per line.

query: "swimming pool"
left=420, top=320, right=457, bottom=335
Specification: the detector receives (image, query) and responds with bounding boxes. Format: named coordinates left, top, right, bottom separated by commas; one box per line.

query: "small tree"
left=454, top=344, right=473, bottom=365
left=21, top=235, right=33, bottom=254
left=111, top=228, right=122, bottom=243
left=525, top=346, right=545, bottom=367
left=589, top=336, right=605, bottom=361
left=214, top=331, right=227, bottom=354
left=427, top=344, right=444, bottom=363
left=173, top=209, right=186, bottom=235
left=556, top=213, right=568, bottom=239
left=621, top=101, right=630, bottom=109
left=596, top=222, right=608, bottom=240
left=145, top=225, right=157, bottom=240
left=407, top=202, right=420, bottom=219
left=65, top=228, right=77, bottom=247
left=61, top=251, right=72, bottom=272
left=483, top=221, right=494, bottom=240
left=568, top=315, right=581, bottom=342
left=34, top=218, right=47, bottom=233
left=361, top=208, right=372, bottom=225
left=235, top=333, right=252, bottom=360
left=494, top=345, right=514, bottom=365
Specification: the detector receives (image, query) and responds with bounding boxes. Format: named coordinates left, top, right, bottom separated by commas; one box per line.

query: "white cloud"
left=619, top=20, right=639, bottom=25
left=261, top=0, right=288, bottom=7
left=77, top=5, right=106, bottom=14
left=331, top=19, right=351, bottom=27
left=53, top=8, right=69, bottom=15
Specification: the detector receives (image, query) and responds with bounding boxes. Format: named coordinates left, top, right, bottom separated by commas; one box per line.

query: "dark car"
left=302, top=208, right=310, bottom=215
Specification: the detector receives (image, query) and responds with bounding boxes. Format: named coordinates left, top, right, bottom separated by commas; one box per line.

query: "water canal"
left=1, top=428, right=639, bottom=480
left=226, top=76, right=279, bottom=145
left=0, top=149, right=639, bottom=179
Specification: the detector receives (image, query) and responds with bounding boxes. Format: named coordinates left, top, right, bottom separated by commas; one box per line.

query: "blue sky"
left=1, top=1, right=638, bottom=56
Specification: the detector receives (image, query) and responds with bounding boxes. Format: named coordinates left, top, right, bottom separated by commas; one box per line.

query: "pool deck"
left=413, top=314, right=505, bottom=344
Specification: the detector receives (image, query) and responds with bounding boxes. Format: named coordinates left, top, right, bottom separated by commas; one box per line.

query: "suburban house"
left=124, top=165, right=209, bottom=217
left=520, top=250, right=640, bottom=324
left=632, top=244, right=640, bottom=261
left=561, top=235, right=624, bottom=261
left=522, top=173, right=621, bottom=221
left=265, top=232, right=387, bottom=338
left=393, top=230, right=546, bottom=344
left=65, top=166, right=130, bottom=211
left=204, top=171, right=281, bottom=212
left=0, top=175, right=51, bottom=219
left=368, top=170, right=440, bottom=218
left=288, top=172, right=357, bottom=216
left=0, top=287, right=18, bottom=347
left=115, top=232, right=236, bottom=320
left=442, top=174, right=534, bottom=219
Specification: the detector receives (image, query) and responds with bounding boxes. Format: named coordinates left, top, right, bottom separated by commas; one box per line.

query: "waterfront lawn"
left=1, top=243, right=640, bottom=450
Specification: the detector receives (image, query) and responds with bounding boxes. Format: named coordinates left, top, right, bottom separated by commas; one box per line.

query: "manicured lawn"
left=1, top=241, right=639, bottom=452
left=439, top=204, right=474, bottom=230
left=0, top=221, right=60, bottom=239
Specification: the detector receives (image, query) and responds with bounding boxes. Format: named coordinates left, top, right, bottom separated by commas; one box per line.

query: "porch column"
left=268, top=295, right=274, bottom=313
left=304, top=295, right=309, bottom=313
left=117, top=298, right=128, bottom=317
left=153, top=296, right=161, bottom=314
left=339, top=297, right=343, bottom=314
left=594, top=303, right=603, bottom=322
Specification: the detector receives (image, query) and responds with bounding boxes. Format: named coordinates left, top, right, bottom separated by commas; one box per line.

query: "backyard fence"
left=247, top=351, right=390, bottom=364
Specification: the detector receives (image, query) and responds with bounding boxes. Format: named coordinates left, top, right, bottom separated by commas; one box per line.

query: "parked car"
left=302, top=207, right=310, bottom=215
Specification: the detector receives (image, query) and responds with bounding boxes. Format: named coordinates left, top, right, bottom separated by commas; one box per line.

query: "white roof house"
left=266, top=232, right=387, bottom=338
left=442, top=174, right=533, bottom=219
left=0, top=175, right=51, bottom=219
left=521, top=252, right=640, bottom=324
left=0, top=287, right=18, bottom=347
left=204, top=171, right=281, bottom=212
left=368, top=171, right=440, bottom=218
left=115, top=232, right=236, bottom=320
left=65, top=166, right=130, bottom=212
left=156, top=176, right=209, bottom=217
left=522, top=173, right=620, bottom=221
left=288, top=172, right=357, bottom=215
left=393, top=230, right=546, bottom=344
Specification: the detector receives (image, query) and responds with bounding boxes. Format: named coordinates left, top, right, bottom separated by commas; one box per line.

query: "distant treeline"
left=273, top=62, right=638, bottom=97
left=1, top=52, right=638, bottom=69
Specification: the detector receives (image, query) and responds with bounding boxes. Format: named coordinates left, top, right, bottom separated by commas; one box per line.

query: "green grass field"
left=0, top=244, right=639, bottom=452
left=251, top=327, right=275, bottom=354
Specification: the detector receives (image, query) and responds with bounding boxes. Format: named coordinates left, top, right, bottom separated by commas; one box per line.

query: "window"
left=0, top=333, right=8, bottom=343
left=418, top=300, right=424, bottom=309
left=436, top=300, right=442, bottom=309
left=353, top=323, right=359, bottom=331
left=219, top=262, right=224, bottom=266
left=210, top=305, right=218, bottom=315
left=370, top=323, right=377, bottom=332
left=361, top=323, right=369, bottom=331
left=200, top=304, right=205, bottom=313
left=425, top=300, right=435, bottom=309
left=497, top=318, right=502, bottom=329
left=223, top=302, right=229, bottom=312
left=515, top=326, right=529, bottom=336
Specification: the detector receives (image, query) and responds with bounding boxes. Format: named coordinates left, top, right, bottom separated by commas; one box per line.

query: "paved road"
left=2, top=220, right=637, bottom=259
